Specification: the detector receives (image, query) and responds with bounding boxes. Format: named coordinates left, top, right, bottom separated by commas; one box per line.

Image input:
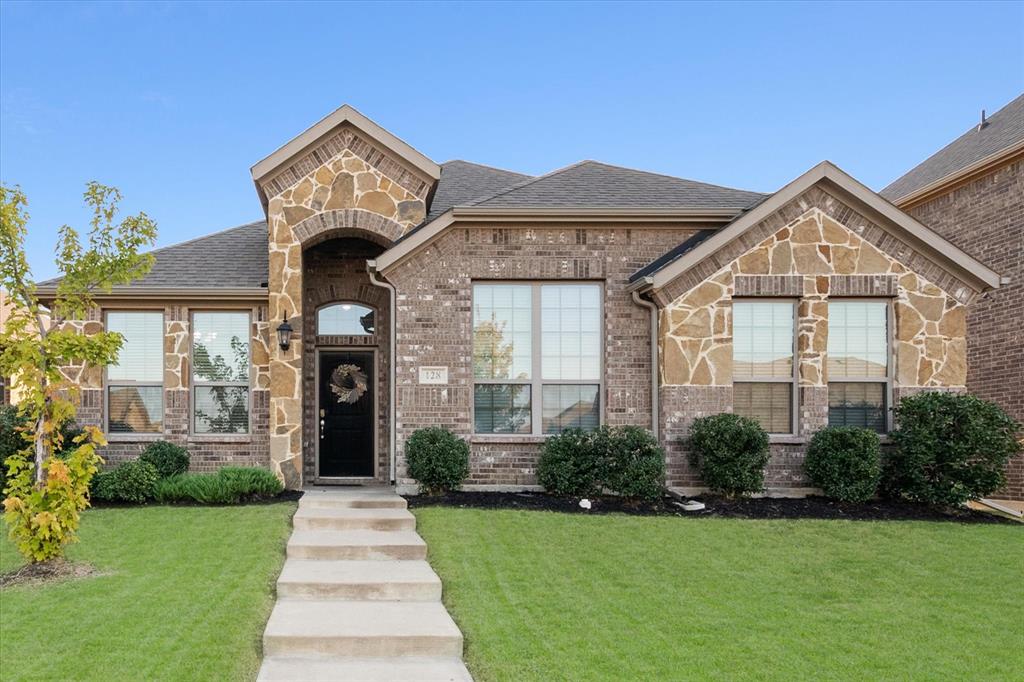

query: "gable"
left=251, top=105, right=440, bottom=210
left=638, top=162, right=1002, bottom=302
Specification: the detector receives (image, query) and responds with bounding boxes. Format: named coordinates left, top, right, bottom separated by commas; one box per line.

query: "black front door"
left=318, top=350, right=375, bottom=477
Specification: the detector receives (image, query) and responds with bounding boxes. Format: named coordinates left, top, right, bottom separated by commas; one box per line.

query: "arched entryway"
left=301, top=237, right=391, bottom=483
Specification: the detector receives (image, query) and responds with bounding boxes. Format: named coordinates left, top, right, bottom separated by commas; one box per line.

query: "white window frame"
left=104, top=310, right=165, bottom=437
left=732, top=299, right=799, bottom=436
left=190, top=310, right=252, bottom=436
left=472, top=281, right=605, bottom=436
left=316, top=301, right=376, bottom=337
left=826, top=299, right=894, bottom=433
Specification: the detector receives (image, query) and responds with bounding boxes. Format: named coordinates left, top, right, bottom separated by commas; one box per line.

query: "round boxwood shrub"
left=140, top=440, right=190, bottom=478
left=405, top=427, right=470, bottom=495
left=688, top=413, right=770, bottom=498
left=601, top=426, right=665, bottom=502
left=885, top=392, right=1022, bottom=506
left=537, top=428, right=605, bottom=497
left=91, top=460, right=159, bottom=503
left=805, top=426, right=882, bottom=502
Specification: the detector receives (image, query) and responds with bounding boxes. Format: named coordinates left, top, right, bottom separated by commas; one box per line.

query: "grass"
left=414, top=508, right=1024, bottom=681
left=0, top=503, right=296, bottom=682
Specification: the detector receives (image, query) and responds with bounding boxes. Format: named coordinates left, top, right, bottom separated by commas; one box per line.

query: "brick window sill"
left=471, top=435, right=548, bottom=445
left=187, top=435, right=253, bottom=444
left=107, top=433, right=164, bottom=442
left=769, top=435, right=806, bottom=445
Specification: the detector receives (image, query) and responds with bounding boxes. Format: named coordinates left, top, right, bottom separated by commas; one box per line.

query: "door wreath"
left=330, top=364, right=368, bottom=404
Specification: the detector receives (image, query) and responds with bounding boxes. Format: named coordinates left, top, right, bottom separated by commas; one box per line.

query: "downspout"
left=631, top=285, right=659, bottom=439
left=367, top=260, right=397, bottom=485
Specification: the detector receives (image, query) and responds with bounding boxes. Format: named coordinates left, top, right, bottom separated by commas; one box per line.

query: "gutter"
left=366, top=260, right=398, bottom=485
left=34, top=286, right=269, bottom=302
left=630, top=289, right=659, bottom=439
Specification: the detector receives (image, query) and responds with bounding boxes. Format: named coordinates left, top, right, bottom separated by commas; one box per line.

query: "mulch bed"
left=406, top=490, right=1019, bottom=525
left=0, top=559, right=108, bottom=589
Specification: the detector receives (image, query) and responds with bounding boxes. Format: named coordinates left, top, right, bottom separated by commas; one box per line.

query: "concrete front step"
left=263, top=600, right=463, bottom=658
left=277, top=559, right=442, bottom=601
left=257, top=656, right=472, bottom=682
left=287, top=529, right=427, bottom=560
left=293, top=506, right=417, bottom=531
left=301, top=489, right=408, bottom=510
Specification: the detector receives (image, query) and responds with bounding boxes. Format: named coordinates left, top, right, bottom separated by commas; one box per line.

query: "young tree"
left=0, top=182, right=156, bottom=562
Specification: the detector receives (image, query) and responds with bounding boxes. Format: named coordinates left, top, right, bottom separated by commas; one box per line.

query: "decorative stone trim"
left=829, top=274, right=898, bottom=297
left=293, top=209, right=405, bottom=248
left=261, top=126, right=432, bottom=201
left=734, top=275, right=804, bottom=296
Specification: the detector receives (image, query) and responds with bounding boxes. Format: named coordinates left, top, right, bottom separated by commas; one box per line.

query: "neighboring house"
left=35, top=105, right=1004, bottom=493
left=0, top=288, right=51, bottom=405
left=882, top=93, right=1023, bottom=500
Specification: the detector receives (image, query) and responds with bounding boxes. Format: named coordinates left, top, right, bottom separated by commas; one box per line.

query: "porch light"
left=276, top=312, right=294, bottom=351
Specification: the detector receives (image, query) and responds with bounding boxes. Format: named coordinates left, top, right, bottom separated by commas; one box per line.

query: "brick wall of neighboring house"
left=656, top=185, right=977, bottom=492
left=902, top=159, right=1024, bottom=499
left=58, top=302, right=272, bottom=472
left=301, top=238, right=391, bottom=483
left=383, top=225, right=698, bottom=490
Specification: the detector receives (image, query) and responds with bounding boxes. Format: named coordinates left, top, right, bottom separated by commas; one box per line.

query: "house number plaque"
left=418, top=366, right=448, bottom=385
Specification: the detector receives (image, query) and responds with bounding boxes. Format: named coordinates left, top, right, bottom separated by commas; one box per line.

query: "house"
left=881, top=94, right=1023, bottom=501
left=35, top=104, right=1005, bottom=494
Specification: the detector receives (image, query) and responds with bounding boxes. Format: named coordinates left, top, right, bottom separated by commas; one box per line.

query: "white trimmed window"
left=732, top=301, right=797, bottom=435
left=827, top=301, right=890, bottom=432
left=106, top=311, right=164, bottom=434
left=192, top=312, right=250, bottom=434
left=472, top=283, right=602, bottom=435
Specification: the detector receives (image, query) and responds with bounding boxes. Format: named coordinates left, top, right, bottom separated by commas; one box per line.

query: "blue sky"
left=1, top=1, right=1021, bottom=281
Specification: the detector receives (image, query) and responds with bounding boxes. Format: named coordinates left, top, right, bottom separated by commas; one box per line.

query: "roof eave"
left=34, top=286, right=269, bottom=303
left=374, top=207, right=742, bottom=272
left=888, top=139, right=1024, bottom=208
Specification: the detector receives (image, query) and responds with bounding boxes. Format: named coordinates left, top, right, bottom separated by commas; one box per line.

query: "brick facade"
left=902, top=160, right=1024, bottom=499
left=383, top=225, right=696, bottom=490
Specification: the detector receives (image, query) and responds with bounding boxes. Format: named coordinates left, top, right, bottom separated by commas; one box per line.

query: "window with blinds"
left=472, top=283, right=601, bottom=435
left=106, top=311, right=164, bottom=434
left=732, top=301, right=796, bottom=434
left=192, top=311, right=250, bottom=434
left=827, top=301, right=890, bottom=432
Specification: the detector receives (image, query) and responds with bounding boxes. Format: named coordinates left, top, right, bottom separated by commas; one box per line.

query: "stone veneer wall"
left=301, top=239, right=390, bottom=482
left=657, top=189, right=974, bottom=491
left=259, top=123, right=433, bottom=488
left=902, top=160, right=1023, bottom=500
left=383, top=225, right=697, bottom=489
left=56, top=302, right=271, bottom=471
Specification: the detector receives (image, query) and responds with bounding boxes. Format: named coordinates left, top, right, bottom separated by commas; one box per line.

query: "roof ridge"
left=465, top=160, right=594, bottom=207
left=441, top=159, right=531, bottom=177
left=580, top=160, right=766, bottom=196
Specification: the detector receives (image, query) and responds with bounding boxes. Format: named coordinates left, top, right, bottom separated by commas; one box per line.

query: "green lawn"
left=415, top=508, right=1023, bottom=681
left=0, top=503, right=295, bottom=682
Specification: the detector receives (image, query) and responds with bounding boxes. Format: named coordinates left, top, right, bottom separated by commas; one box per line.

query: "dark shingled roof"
left=882, top=93, right=1024, bottom=201
left=628, top=230, right=716, bottom=283
left=426, top=160, right=532, bottom=221
left=37, top=220, right=269, bottom=290
left=471, top=161, right=765, bottom=210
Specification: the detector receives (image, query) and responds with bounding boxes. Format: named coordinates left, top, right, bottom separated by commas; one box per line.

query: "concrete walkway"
left=258, top=487, right=472, bottom=681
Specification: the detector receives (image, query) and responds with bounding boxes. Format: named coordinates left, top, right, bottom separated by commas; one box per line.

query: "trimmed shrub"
left=805, top=427, right=882, bottom=502
left=140, top=441, right=190, bottom=478
left=538, top=428, right=605, bottom=497
left=688, top=413, right=770, bottom=497
left=601, top=426, right=665, bottom=502
left=885, top=392, right=1022, bottom=506
left=405, top=427, right=470, bottom=495
left=154, top=467, right=283, bottom=504
left=92, top=460, right=159, bottom=503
